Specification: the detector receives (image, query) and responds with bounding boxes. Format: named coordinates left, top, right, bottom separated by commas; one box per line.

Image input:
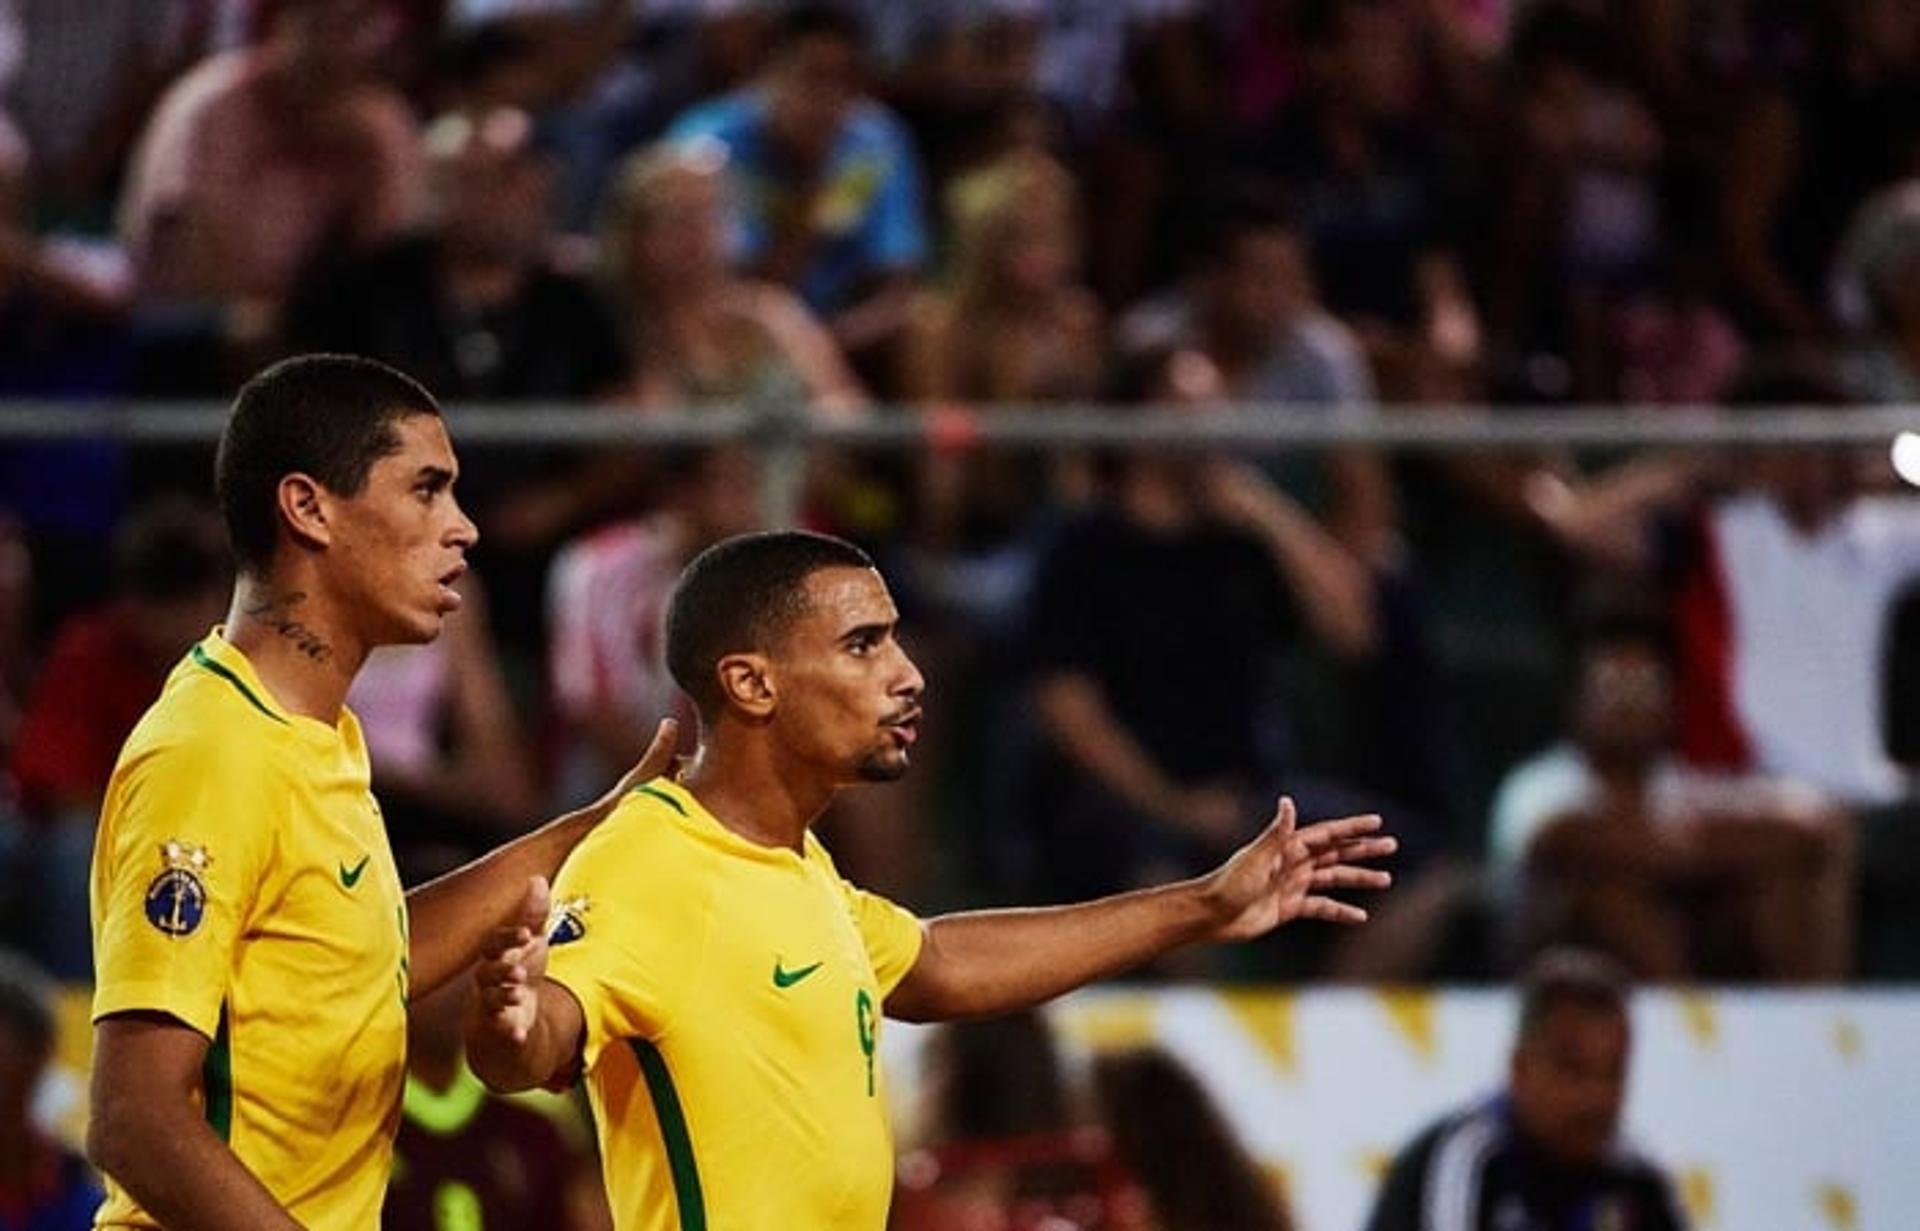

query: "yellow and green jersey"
left=90, top=631, right=408, bottom=1230
left=545, top=777, right=924, bottom=1231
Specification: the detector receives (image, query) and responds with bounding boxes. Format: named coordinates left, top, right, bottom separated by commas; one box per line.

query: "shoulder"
left=668, top=91, right=759, bottom=143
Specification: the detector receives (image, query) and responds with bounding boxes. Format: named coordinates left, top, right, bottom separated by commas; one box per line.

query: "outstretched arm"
left=884, top=799, right=1393, bottom=1023
left=405, top=718, right=677, bottom=1001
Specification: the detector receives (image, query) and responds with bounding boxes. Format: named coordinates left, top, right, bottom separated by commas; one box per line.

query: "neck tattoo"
left=245, top=591, right=333, bottom=662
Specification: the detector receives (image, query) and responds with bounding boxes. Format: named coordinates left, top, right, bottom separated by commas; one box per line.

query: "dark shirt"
left=1027, top=509, right=1297, bottom=784
left=283, top=235, right=628, bottom=402
left=1365, top=1098, right=1688, bottom=1231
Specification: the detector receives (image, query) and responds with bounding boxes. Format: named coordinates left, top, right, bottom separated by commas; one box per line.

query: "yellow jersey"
left=545, top=777, right=924, bottom=1231
left=90, top=632, right=408, bottom=1230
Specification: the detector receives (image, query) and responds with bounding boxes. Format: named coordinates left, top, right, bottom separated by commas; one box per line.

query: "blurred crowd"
left=6, top=0, right=1920, bottom=989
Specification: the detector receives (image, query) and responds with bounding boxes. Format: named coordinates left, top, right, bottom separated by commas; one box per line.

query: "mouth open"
left=884, top=711, right=922, bottom=747
left=436, top=562, right=467, bottom=611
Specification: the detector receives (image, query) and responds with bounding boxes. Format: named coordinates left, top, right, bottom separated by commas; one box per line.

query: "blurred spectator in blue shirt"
left=667, top=2, right=927, bottom=367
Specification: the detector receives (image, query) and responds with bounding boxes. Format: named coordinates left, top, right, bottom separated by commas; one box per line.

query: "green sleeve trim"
left=203, top=1004, right=233, bottom=1141
left=189, top=645, right=287, bottom=725
left=628, top=1039, right=705, bottom=1230
left=631, top=783, right=688, bottom=817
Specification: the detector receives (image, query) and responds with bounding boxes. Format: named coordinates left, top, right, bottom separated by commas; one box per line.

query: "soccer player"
left=85, top=355, right=677, bottom=1231
left=467, top=530, right=1395, bottom=1230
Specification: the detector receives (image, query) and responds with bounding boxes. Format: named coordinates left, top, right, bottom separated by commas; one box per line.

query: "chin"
left=855, top=752, right=911, bottom=783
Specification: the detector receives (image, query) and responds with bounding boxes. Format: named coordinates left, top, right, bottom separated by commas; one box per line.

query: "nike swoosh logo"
left=772, top=959, right=823, bottom=989
left=339, top=855, right=371, bottom=889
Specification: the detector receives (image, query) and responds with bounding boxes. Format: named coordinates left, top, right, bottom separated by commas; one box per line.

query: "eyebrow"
left=415, top=465, right=456, bottom=487
left=838, top=621, right=893, bottom=645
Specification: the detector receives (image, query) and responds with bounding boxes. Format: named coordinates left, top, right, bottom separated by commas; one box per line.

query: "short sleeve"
left=839, top=880, right=923, bottom=998
left=1487, top=748, right=1591, bottom=869
left=90, top=733, right=279, bottom=1039
left=544, top=806, right=706, bottom=1070
left=861, top=117, right=928, bottom=271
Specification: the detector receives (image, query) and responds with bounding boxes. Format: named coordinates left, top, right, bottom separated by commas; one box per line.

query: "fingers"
left=1255, top=796, right=1297, bottom=847
left=1311, top=865, right=1393, bottom=892
left=1311, top=835, right=1399, bottom=868
left=1300, top=896, right=1369, bottom=925
left=518, top=874, right=552, bottom=933
left=1297, top=813, right=1385, bottom=851
left=613, top=717, right=682, bottom=796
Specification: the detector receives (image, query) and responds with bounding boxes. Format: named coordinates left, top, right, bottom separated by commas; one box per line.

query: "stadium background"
left=4, top=0, right=1920, bottom=1227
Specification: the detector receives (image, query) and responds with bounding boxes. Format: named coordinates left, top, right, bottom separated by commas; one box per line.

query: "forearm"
left=1033, top=676, right=1180, bottom=820
left=888, top=880, right=1215, bottom=1022
left=90, top=1104, right=301, bottom=1231
left=466, top=978, right=581, bottom=1093
left=1248, top=499, right=1377, bottom=655
left=405, top=811, right=596, bottom=999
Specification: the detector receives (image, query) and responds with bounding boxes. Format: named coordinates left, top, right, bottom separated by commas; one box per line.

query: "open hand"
left=472, top=875, right=553, bottom=1045
left=1199, top=797, right=1396, bottom=941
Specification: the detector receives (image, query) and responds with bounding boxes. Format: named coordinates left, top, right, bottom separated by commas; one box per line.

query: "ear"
left=715, top=652, right=775, bottom=719
left=278, top=473, right=332, bottom=552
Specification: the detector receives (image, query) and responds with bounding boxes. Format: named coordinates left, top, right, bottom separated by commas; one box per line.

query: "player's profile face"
left=770, top=566, right=924, bottom=784
left=326, top=413, right=477, bottom=647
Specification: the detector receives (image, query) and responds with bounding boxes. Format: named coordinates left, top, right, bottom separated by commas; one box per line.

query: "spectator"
left=1092, top=1045, right=1294, bottom=1231
left=545, top=447, right=761, bottom=808
left=384, top=943, right=601, bottom=1231
left=284, top=104, right=626, bottom=408
left=1119, top=188, right=1395, bottom=565
left=118, top=0, right=424, bottom=335
left=1490, top=619, right=1854, bottom=981
left=9, top=0, right=208, bottom=225
left=1672, top=369, right=1920, bottom=808
left=1366, top=950, right=1686, bottom=1230
left=1239, top=0, right=1481, bottom=402
left=1025, top=344, right=1377, bottom=906
left=898, top=151, right=1102, bottom=567
left=666, top=2, right=929, bottom=366
left=1718, top=0, right=1920, bottom=341
left=7, top=500, right=226, bottom=978
left=598, top=142, right=865, bottom=414
left=0, top=949, right=101, bottom=1231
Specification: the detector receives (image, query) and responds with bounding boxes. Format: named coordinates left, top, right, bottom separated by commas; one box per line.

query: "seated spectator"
left=666, top=2, right=928, bottom=367
left=346, top=572, right=538, bottom=859
left=284, top=104, right=626, bottom=409
left=1026, top=344, right=1379, bottom=906
left=894, top=1011, right=1121, bottom=1231
left=896, top=151, right=1102, bottom=614
left=1673, top=370, right=1920, bottom=808
left=7, top=500, right=226, bottom=978
left=598, top=143, right=866, bottom=415
left=118, top=0, right=423, bottom=346
left=545, top=447, right=761, bottom=808
left=1118, top=187, right=1396, bottom=566
left=1490, top=619, right=1854, bottom=981
left=1238, top=0, right=1481, bottom=402
left=1364, top=950, right=1688, bottom=1231
left=0, top=949, right=101, bottom=1231
left=1092, top=1045, right=1295, bottom=1231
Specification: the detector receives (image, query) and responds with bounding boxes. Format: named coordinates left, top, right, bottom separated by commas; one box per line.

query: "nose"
left=449, top=498, right=479, bottom=551
left=893, top=644, right=925, bottom=702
